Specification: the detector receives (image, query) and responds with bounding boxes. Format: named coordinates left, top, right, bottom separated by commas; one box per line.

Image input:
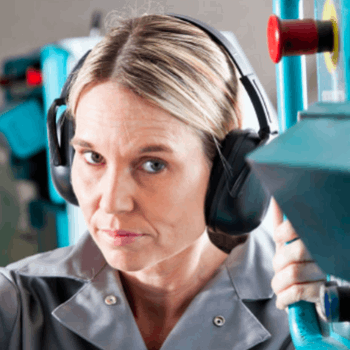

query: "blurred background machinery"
left=0, top=12, right=103, bottom=265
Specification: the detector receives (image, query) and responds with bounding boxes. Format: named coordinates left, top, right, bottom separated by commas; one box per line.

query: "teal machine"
left=248, top=0, right=350, bottom=348
left=0, top=13, right=102, bottom=254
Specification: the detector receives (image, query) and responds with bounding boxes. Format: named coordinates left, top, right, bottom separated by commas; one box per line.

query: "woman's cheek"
left=72, top=157, right=92, bottom=201
left=71, top=156, right=80, bottom=195
left=72, top=159, right=97, bottom=223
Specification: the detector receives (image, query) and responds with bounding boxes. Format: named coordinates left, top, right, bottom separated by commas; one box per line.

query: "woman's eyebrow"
left=138, top=144, right=173, bottom=154
left=70, top=138, right=173, bottom=154
left=70, top=138, right=94, bottom=148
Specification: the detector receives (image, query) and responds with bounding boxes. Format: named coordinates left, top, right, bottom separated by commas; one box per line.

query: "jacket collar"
left=12, top=226, right=276, bottom=350
left=10, top=231, right=106, bottom=281
left=12, top=224, right=275, bottom=303
left=224, top=225, right=275, bottom=301
left=51, top=229, right=274, bottom=350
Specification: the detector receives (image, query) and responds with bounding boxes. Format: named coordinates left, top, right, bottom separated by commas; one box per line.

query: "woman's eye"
left=83, top=151, right=104, bottom=165
left=140, top=160, right=166, bottom=173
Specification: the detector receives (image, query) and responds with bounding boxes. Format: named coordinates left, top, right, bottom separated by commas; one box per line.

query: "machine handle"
left=288, top=301, right=348, bottom=349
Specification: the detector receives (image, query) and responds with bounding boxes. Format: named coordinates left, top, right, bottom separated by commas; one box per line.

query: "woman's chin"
left=104, top=252, right=148, bottom=272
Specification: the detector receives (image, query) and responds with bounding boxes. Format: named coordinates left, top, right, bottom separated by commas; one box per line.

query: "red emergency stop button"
left=267, top=15, right=334, bottom=63
left=26, top=67, right=43, bottom=86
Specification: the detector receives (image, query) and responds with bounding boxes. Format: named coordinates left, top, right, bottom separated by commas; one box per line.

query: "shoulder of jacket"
left=1, top=232, right=106, bottom=281
left=4, top=245, right=75, bottom=274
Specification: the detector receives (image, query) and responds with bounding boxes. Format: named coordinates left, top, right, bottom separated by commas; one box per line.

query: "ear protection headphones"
left=47, top=14, right=278, bottom=236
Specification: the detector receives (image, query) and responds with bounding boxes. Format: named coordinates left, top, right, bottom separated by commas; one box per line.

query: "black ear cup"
left=47, top=51, right=91, bottom=206
left=53, top=114, right=77, bottom=206
left=205, top=130, right=271, bottom=235
left=47, top=98, right=78, bottom=206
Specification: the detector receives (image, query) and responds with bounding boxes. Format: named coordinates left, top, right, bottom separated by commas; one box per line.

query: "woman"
left=0, top=14, right=325, bottom=350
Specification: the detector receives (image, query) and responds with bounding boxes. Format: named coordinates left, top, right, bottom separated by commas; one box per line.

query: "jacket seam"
left=89, top=262, right=108, bottom=281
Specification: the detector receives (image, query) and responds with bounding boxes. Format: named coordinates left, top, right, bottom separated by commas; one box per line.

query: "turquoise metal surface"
left=288, top=301, right=349, bottom=350
left=249, top=0, right=350, bottom=347
left=40, top=45, right=70, bottom=247
left=249, top=105, right=350, bottom=344
left=273, top=0, right=307, bottom=133
left=55, top=210, right=69, bottom=248
left=329, top=331, right=350, bottom=349
left=300, top=101, right=350, bottom=118
left=0, top=99, right=45, bottom=158
left=247, top=117, right=350, bottom=349
left=311, top=8, right=350, bottom=344
left=40, top=45, right=69, bottom=205
left=248, top=116, right=350, bottom=281
left=272, top=0, right=311, bottom=348
left=343, top=0, right=350, bottom=100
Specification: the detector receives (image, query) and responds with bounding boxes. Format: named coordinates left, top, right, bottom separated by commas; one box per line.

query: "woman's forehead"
left=74, top=81, right=200, bottom=149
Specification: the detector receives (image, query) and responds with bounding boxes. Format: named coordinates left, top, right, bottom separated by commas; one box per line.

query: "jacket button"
left=105, top=295, right=118, bottom=305
left=213, top=316, right=225, bottom=327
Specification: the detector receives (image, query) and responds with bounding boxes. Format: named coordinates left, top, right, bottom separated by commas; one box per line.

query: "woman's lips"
left=101, top=230, right=144, bottom=246
left=104, top=229, right=144, bottom=237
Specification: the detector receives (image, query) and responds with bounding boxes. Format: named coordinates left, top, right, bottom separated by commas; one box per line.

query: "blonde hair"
left=67, top=14, right=241, bottom=163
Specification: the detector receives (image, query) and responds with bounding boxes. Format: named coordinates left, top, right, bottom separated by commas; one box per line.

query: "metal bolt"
left=105, top=295, right=117, bottom=305
left=213, top=316, right=225, bottom=327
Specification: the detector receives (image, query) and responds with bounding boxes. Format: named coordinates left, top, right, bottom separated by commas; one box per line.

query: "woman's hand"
left=271, top=220, right=327, bottom=310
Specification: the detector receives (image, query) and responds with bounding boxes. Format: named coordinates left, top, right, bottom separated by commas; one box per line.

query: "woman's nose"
left=98, top=168, right=135, bottom=214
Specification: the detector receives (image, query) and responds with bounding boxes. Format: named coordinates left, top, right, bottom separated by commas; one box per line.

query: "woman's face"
left=71, top=81, right=212, bottom=272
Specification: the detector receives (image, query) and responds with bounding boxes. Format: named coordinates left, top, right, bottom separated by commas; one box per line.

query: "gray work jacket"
left=0, top=226, right=295, bottom=350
